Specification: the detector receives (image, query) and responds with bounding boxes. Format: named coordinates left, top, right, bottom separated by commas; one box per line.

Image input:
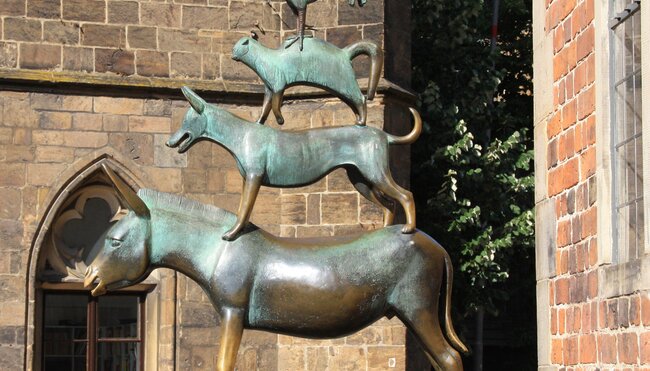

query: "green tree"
left=410, top=0, right=535, bottom=368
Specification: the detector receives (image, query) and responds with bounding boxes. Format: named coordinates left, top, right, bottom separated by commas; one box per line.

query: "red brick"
left=585, top=0, right=594, bottom=24
left=551, top=308, right=558, bottom=334
left=548, top=157, right=579, bottom=196
left=564, top=335, right=579, bottom=365
left=556, top=278, right=570, bottom=304
left=598, top=333, right=617, bottom=363
left=563, top=17, right=572, bottom=43
left=588, top=238, right=598, bottom=266
left=641, top=333, right=650, bottom=364
left=554, top=48, right=568, bottom=80
left=617, top=332, right=638, bottom=364
left=548, top=111, right=562, bottom=138
left=598, top=300, right=607, bottom=329
left=579, top=334, right=596, bottom=363
left=576, top=25, right=594, bottom=62
left=580, top=146, right=595, bottom=180
left=574, top=60, right=587, bottom=92
left=571, top=2, right=583, bottom=36
left=558, top=220, right=572, bottom=247
left=580, top=206, right=596, bottom=239
left=552, top=338, right=563, bottom=363
left=554, top=24, right=565, bottom=52
left=629, top=294, right=640, bottom=326
left=581, top=302, right=591, bottom=332
left=558, top=307, right=567, bottom=334
left=577, top=85, right=595, bottom=120
left=587, top=270, right=597, bottom=299
left=549, top=282, right=555, bottom=305
left=561, top=99, right=577, bottom=129
left=584, top=114, right=596, bottom=145
left=642, top=293, right=650, bottom=326
left=566, top=40, right=577, bottom=70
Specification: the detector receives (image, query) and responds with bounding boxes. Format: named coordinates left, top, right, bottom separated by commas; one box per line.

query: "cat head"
left=232, top=32, right=259, bottom=61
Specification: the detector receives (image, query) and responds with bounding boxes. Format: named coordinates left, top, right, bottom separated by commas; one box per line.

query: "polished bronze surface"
left=166, top=87, right=421, bottom=240
left=232, top=35, right=383, bottom=126
left=86, top=165, right=467, bottom=370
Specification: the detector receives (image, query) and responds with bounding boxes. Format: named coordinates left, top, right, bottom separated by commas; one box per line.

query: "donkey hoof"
left=401, top=225, right=415, bottom=234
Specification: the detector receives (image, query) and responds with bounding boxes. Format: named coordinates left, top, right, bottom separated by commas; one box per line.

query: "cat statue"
left=232, top=34, right=383, bottom=126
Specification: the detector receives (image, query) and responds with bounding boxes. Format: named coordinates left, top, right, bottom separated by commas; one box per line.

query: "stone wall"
left=534, top=0, right=650, bottom=369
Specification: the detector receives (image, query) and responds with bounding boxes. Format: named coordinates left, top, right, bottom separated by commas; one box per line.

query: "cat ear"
left=250, top=31, right=259, bottom=40
left=181, top=86, right=205, bottom=114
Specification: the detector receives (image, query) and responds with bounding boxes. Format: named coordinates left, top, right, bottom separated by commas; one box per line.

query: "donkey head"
left=166, top=87, right=208, bottom=153
left=84, top=164, right=152, bottom=296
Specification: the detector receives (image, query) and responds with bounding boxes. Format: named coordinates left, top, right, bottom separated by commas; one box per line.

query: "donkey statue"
left=85, top=164, right=467, bottom=371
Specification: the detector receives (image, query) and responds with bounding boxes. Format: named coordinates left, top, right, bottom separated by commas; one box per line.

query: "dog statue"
left=232, top=34, right=383, bottom=126
left=167, top=87, right=421, bottom=241
left=86, top=166, right=468, bottom=371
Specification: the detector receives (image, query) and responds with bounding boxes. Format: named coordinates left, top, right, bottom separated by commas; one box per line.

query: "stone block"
left=206, top=169, right=225, bottom=192
left=102, top=114, right=129, bottom=132
left=220, top=56, right=259, bottom=82
left=32, top=130, right=64, bottom=146
left=367, top=346, right=405, bottom=370
left=12, top=128, right=31, bottom=145
left=0, top=42, right=18, bottom=68
left=63, top=0, right=105, bottom=22
left=72, top=112, right=102, bottom=131
left=26, top=163, right=67, bottom=185
left=171, top=52, right=201, bottom=78
left=182, top=5, right=228, bottom=30
left=109, top=133, right=154, bottom=165
left=94, top=97, right=143, bottom=115
left=305, top=0, right=337, bottom=28
left=0, top=128, right=12, bottom=144
left=0, top=344, right=22, bottom=369
left=0, top=0, right=25, bottom=16
left=280, top=194, right=306, bottom=225
left=4, top=17, right=42, bottom=42
left=81, top=24, right=126, bottom=48
left=321, top=193, right=358, bottom=224
left=0, top=164, right=24, bottom=187
left=306, top=194, right=320, bottom=225
left=330, top=346, right=367, bottom=370
left=142, top=167, right=182, bottom=192
left=62, top=96, right=93, bottom=112
left=62, top=46, right=93, bottom=72
left=159, top=29, right=211, bottom=53
left=1, top=145, right=34, bottom=162
left=136, top=50, right=169, bottom=77
left=338, top=0, right=383, bottom=24
left=179, top=301, right=218, bottom=327
left=20, top=44, right=61, bottom=69
left=108, top=1, right=139, bottom=24
left=39, top=112, right=72, bottom=130
left=0, top=188, right=20, bottom=219
left=27, top=0, right=60, bottom=18
left=128, top=26, right=157, bottom=49
left=95, top=48, right=135, bottom=75
left=202, top=53, right=220, bottom=80
left=62, top=131, right=108, bottom=148
left=229, top=1, right=264, bottom=30
left=144, top=100, right=172, bottom=116
left=129, top=115, right=171, bottom=133
left=3, top=94, right=36, bottom=127
left=277, top=346, right=305, bottom=371
left=35, top=146, right=74, bottom=163
left=326, top=25, right=362, bottom=48
left=141, top=3, right=181, bottom=28
left=154, top=133, right=187, bottom=167
left=43, top=21, right=79, bottom=44
left=296, top=225, right=333, bottom=237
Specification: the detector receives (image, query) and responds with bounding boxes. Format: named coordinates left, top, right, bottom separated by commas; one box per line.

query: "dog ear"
left=181, top=86, right=206, bottom=114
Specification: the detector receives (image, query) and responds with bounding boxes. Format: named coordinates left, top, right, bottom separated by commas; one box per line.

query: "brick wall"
left=0, top=0, right=384, bottom=87
left=535, top=0, right=650, bottom=368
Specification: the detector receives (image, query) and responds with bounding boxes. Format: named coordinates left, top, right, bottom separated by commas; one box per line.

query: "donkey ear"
left=181, top=86, right=205, bottom=114
left=101, top=164, right=150, bottom=219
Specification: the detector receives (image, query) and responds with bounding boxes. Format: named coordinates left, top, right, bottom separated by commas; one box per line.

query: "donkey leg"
left=216, top=308, right=244, bottom=371
left=257, top=88, right=273, bottom=124
left=271, top=91, right=285, bottom=125
left=398, top=310, right=463, bottom=371
left=223, top=174, right=262, bottom=240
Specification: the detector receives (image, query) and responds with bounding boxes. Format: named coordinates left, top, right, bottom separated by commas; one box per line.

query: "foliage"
left=410, top=0, right=535, bottom=334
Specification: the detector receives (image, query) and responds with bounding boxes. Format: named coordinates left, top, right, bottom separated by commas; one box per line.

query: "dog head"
left=166, top=87, right=208, bottom=153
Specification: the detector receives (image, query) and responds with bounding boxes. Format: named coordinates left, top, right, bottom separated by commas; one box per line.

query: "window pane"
left=42, top=294, right=87, bottom=371
left=97, top=341, right=140, bottom=371
left=98, top=296, right=139, bottom=339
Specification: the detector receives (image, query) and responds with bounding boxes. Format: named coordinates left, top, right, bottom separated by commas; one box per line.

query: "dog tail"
left=442, top=247, right=469, bottom=354
left=386, top=107, right=422, bottom=145
left=344, top=41, right=383, bottom=100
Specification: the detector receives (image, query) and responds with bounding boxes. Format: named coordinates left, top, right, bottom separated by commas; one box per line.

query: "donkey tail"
left=442, top=248, right=469, bottom=354
left=344, top=41, right=383, bottom=100
left=386, top=107, right=422, bottom=145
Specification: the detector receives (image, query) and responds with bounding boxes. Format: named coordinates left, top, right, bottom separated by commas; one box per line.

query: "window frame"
left=40, top=284, right=153, bottom=371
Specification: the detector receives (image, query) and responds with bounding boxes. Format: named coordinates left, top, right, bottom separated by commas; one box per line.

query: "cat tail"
left=344, top=41, right=383, bottom=101
left=386, top=107, right=422, bottom=145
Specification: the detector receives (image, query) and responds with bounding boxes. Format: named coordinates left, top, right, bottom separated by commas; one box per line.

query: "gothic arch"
left=23, top=153, right=167, bottom=371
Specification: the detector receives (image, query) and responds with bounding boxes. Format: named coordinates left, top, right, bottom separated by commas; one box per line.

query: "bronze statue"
left=166, top=87, right=421, bottom=240
left=284, top=0, right=368, bottom=50
left=232, top=34, right=383, bottom=126
left=85, top=164, right=468, bottom=371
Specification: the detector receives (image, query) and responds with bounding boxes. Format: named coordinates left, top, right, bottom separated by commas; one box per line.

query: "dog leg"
left=373, top=176, right=416, bottom=233
left=223, top=174, right=262, bottom=240
left=257, top=88, right=273, bottom=124
left=272, top=92, right=285, bottom=125
left=347, top=168, right=394, bottom=226
left=216, top=308, right=244, bottom=371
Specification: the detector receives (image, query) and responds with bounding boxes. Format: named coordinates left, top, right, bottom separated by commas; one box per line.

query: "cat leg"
left=257, top=87, right=273, bottom=124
